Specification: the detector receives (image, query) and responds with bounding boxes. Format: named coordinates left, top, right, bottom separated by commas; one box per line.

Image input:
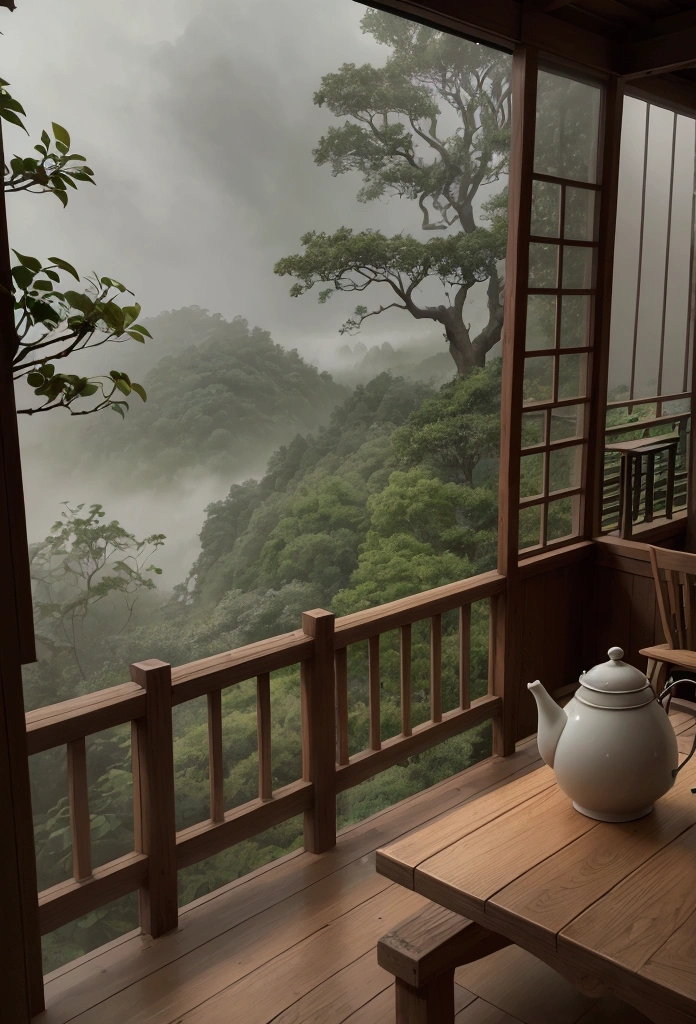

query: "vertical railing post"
left=301, top=609, right=337, bottom=854
left=131, top=659, right=178, bottom=937
left=495, top=45, right=539, bottom=757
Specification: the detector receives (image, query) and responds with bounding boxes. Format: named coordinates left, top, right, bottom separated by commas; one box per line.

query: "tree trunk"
left=444, top=316, right=481, bottom=375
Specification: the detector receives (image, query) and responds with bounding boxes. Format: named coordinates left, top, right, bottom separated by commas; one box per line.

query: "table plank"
left=558, top=824, right=696, bottom=976
left=640, top=907, right=696, bottom=1002
left=377, top=766, right=556, bottom=888
left=486, top=755, right=696, bottom=956
left=414, top=785, right=598, bottom=917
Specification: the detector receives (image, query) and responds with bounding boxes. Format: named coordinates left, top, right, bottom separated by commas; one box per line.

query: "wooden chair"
left=640, top=545, right=696, bottom=696
left=377, top=902, right=511, bottom=1023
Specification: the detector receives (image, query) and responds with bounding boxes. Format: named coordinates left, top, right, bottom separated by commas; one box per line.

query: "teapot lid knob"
left=608, top=646, right=624, bottom=661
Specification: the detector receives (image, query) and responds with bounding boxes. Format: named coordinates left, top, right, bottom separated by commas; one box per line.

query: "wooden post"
left=300, top=609, right=337, bottom=854
left=131, top=659, right=178, bottom=937
left=0, top=119, right=44, bottom=1018
left=495, top=45, right=539, bottom=756
left=67, top=737, right=92, bottom=881
left=586, top=77, right=625, bottom=539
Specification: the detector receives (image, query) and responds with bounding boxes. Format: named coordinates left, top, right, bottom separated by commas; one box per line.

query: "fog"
left=3, top=1, right=693, bottom=588
left=3, top=0, right=508, bottom=585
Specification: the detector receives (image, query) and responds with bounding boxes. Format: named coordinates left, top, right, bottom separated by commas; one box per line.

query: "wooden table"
left=377, top=741, right=696, bottom=1024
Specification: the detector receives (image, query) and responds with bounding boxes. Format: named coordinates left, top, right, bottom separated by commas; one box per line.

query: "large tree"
left=275, top=10, right=511, bottom=376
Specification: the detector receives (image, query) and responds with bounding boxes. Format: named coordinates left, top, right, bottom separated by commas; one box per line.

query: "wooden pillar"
left=494, top=45, right=539, bottom=756
left=0, top=117, right=44, bottom=1018
left=301, top=609, right=337, bottom=854
left=131, top=659, right=178, bottom=937
left=586, top=77, right=625, bottom=539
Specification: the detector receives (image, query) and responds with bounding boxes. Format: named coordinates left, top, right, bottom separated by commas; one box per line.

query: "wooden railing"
left=25, top=569, right=505, bottom=944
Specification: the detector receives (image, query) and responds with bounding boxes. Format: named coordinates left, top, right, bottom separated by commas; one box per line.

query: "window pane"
left=531, top=180, right=561, bottom=237
left=534, top=70, right=601, bottom=183
left=523, top=356, right=554, bottom=405
left=521, top=411, right=546, bottom=448
left=520, top=453, right=545, bottom=498
left=562, top=246, right=593, bottom=289
left=557, top=353, right=588, bottom=400
left=550, top=403, right=585, bottom=441
left=549, top=444, right=583, bottom=492
left=519, top=504, right=542, bottom=551
left=564, top=186, right=596, bottom=240
left=526, top=295, right=556, bottom=350
left=560, top=295, right=590, bottom=348
left=529, top=243, right=559, bottom=288
left=547, top=495, right=578, bottom=541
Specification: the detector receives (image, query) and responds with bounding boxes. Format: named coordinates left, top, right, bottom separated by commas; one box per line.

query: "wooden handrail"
left=333, top=570, right=506, bottom=649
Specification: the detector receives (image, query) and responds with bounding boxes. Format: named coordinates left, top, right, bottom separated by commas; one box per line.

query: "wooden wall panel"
left=516, top=560, right=589, bottom=740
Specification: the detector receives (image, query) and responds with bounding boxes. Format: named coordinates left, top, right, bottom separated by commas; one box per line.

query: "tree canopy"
left=275, top=10, right=511, bottom=375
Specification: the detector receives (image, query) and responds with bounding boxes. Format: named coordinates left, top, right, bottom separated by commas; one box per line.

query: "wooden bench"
left=377, top=902, right=512, bottom=1023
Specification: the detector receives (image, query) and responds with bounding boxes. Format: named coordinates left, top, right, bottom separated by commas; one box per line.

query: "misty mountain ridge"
left=333, top=338, right=456, bottom=388
left=56, top=309, right=349, bottom=484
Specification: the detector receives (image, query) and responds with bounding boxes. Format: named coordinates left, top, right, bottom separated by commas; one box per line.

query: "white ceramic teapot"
left=527, top=646, right=693, bottom=822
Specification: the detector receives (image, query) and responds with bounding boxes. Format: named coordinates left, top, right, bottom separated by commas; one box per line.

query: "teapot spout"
left=527, top=680, right=567, bottom=768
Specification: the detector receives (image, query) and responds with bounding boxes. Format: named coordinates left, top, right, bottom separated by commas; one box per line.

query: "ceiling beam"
left=620, top=25, right=696, bottom=78
left=369, top=0, right=613, bottom=72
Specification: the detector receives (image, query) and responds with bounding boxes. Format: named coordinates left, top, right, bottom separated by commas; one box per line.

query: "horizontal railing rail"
left=25, top=570, right=506, bottom=945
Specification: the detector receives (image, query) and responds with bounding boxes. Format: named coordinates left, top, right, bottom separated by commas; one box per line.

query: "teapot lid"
left=580, top=647, right=652, bottom=695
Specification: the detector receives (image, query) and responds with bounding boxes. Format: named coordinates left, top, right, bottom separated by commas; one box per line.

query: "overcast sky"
left=2, top=0, right=459, bottom=369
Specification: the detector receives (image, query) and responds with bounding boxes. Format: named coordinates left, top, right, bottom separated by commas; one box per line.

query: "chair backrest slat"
left=649, top=546, right=696, bottom=652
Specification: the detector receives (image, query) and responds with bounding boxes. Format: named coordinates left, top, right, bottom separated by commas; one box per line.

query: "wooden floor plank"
left=175, top=885, right=428, bottom=1023
left=43, top=745, right=542, bottom=1023
left=456, top=945, right=594, bottom=1024
left=267, top=950, right=391, bottom=1024
left=58, top=859, right=395, bottom=1024
left=456, top=998, right=525, bottom=1023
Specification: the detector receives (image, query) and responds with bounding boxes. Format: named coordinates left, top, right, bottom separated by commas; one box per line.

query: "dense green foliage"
left=64, top=312, right=349, bottom=483
left=27, top=354, right=502, bottom=973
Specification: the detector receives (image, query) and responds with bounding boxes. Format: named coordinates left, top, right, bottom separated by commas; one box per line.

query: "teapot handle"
left=657, top=679, right=696, bottom=783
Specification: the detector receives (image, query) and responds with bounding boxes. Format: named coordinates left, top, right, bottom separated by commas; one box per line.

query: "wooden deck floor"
left=37, top=713, right=696, bottom=1024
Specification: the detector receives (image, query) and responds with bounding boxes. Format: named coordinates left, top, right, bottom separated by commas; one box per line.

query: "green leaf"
left=53, top=188, right=68, bottom=208
left=130, top=382, right=147, bottom=402
left=32, top=280, right=54, bottom=291
left=48, top=257, right=80, bottom=281
left=126, top=330, right=146, bottom=343
left=55, top=140, right=69, bottom=155
left=52, top=123, right=71, bottom=149
left=63, top=290, right=94, bottom=315
left=127, top=324, right=152, bottom=339
left=110, top=402, right=127, bottom=419
left=41, top=129, right=50, bottom=147
left=11, top=265, right=34, bottom=290
left=0, top=108, right=27, bottom=132
left=42, top=364, right=55, bottom=378
left=79, top=384, right=99, bottom=397
left=114, top=379, right=131, bottom=396
left=27, top=372, right=44, bottom=387
left=11, top=251, right=42, bottom=273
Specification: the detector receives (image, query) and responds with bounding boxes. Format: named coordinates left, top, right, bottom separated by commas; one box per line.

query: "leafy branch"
left=9, top=251, right=151, bottom=415
left=1, top=79, right=95, bottom=207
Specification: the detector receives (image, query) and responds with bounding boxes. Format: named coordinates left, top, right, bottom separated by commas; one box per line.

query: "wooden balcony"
left=37, top=709, right=695, bottom=1024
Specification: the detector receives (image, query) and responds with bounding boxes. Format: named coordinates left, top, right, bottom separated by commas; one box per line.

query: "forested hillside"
left=63, top=309, right=349, bottom=482
left=27, top=360, right=504, bottom=971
